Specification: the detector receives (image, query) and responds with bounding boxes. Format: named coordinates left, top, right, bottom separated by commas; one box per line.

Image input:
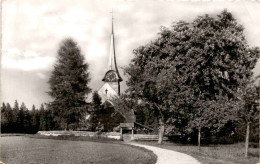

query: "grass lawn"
left=1, top=136, right=156, bottom=164
left=137, top=141, right=259, bottom=164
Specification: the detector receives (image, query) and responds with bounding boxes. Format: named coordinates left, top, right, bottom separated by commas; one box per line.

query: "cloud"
left=36, top=72, right=47, bottom=79
left=1, top=0, right=260, bottom=108
left=1, top=68, right=52, bottom=108
left=2, top=49, right=55, bottom=71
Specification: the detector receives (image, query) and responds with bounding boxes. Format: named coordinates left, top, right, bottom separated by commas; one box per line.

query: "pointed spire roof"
left=108, top=15, right=115, bottom=70
left=106, top=12, right=122, bottom=81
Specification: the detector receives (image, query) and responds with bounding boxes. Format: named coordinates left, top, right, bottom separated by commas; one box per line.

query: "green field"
left=138, top=141, right=259, bottom=164
left=1, top=136, right=156, bottom=164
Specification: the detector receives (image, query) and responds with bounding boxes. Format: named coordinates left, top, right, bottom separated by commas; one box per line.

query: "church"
left=88, top=15, right=154, bottom=135
left=97, top=16, right=123, bottom=104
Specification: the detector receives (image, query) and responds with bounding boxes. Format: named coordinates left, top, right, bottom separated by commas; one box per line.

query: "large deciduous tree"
left=183, top=10, right=259, bottom=149
left=48, top=38, right=91, bottom=130
left=125, top=10, right=259, bottom=144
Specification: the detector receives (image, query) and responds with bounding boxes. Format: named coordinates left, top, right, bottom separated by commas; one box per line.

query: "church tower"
left=98, top=15, right=122, bottom=103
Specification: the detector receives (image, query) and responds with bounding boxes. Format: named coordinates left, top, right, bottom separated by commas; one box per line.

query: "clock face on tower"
left=104, top=70, right=117, bottom=82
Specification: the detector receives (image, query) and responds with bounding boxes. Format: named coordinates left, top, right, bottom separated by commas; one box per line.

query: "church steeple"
left=101, top=12, right=122, bottom=97
left=103, top=12, right=122, bottom=83
left=108, top=14, right=116, bottom=70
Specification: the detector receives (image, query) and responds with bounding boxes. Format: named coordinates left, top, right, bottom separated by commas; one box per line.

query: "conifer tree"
left=1, top=103, right=7, bottom=132
left=48, top=38, right=91, bottom=130
left=12, top=100, right=20, bottom=132
left=5, top=103, right=13, bottom=132
left=39, top=104, right=46, bottom=131
left=89, top=91, right=102, bottom=131
left=13, top=100, right=19, bottom=120
left=17, top=102, right=27, bottom=133
left=31, top=105, right=40, bottom=133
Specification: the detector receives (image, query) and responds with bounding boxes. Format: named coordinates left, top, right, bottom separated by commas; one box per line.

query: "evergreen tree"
left=101, top=102, right=125, bottom=132
left=89, top=91, right=103, bottom=131
left=13, top=100, right=19, bottom=111
left=31, top=105, right=40, bottom=133
left=23, top=105, right=32, bottom=133
left=92, top=91, right=102, bottom=107
left=17, top=102, right=27, bottom=133
left=12, top=100, right=19, bottom=130
left=1, top=103, right=7, bottom=132
left=1, top=102, right=6, bottom=113
left=39, top=104, right=46, bottom=131
left=5, top=103, right=14, bottom=132
left=89, top=92, right=125, bottom=131
left=48, top=38, right=91, bottom=130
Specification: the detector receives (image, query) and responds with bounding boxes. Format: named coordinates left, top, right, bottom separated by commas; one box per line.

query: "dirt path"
left=128, top=143, right=200, bottom=164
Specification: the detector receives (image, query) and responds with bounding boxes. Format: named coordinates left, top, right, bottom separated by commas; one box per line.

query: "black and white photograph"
left=1, top=0, right=260, bottom=163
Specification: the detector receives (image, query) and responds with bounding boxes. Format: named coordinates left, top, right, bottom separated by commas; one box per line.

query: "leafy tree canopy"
left=124, top=10, right=259, bottom=143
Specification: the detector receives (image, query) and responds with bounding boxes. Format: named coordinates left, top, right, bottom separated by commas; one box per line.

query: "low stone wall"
left=37, top=131, right=168, bottom=141
left=133, top=134, right=168, bottom=141
left=37, top=131, right=121, bottom=140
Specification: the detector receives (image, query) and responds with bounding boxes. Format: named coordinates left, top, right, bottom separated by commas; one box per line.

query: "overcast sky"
left=2, top=0, right=260, bottom=109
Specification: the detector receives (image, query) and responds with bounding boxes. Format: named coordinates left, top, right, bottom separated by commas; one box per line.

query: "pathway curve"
left=127, top=143, right=200, bottom=164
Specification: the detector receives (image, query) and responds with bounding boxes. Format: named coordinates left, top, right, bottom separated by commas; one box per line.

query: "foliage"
left=88, top=92, right=125, bottom=131
left=1, top=101, right=54, bottom=133
left=48, top=38, right=91, bottom=130
left=182, top=11, right=259, bottom=140
left=112, top=94, right=137, bottom=123
left=124, top=10, right=259, bottom=143
left=237, top=78, right=260, bottom=157
left=112, top=94, right=159, bottom=133
left=238, top=79, right=259, bottom=124
left=89, top=91, right=103, bottom=130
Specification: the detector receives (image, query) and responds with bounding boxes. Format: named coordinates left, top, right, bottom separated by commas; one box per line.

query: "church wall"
left=108, top=82, right=119, bottom=94
left=98, top=82, right=118, bottom=103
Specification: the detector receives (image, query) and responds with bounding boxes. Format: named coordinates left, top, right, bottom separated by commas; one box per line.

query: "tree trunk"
left=258, top=80, right=260, bottom=163
left=158, top=123, right=165, bottom=144
left=245, top=122, right=250, bottom=158
left=198, top=126, right=201, bottom=151
left=158, top=111, right=165, bottom=145
left=259, top=106, right=260, bottom=163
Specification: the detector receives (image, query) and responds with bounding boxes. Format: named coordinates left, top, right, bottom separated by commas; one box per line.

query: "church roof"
left=106, top=15, right=123, bottom=82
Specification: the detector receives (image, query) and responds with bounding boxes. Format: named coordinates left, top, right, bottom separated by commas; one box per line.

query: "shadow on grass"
left=29, top=134, right=122, bottom=144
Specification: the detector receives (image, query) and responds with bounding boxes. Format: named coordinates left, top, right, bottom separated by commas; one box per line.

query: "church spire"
left=106, top=10, right=122, bottom=82
left=100, top=10, right=123, bottom=98
left=108, top=12, right=115, bottom=70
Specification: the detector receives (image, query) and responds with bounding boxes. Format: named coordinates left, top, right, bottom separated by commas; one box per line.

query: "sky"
left=1, top=0, right=260, bottom=109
